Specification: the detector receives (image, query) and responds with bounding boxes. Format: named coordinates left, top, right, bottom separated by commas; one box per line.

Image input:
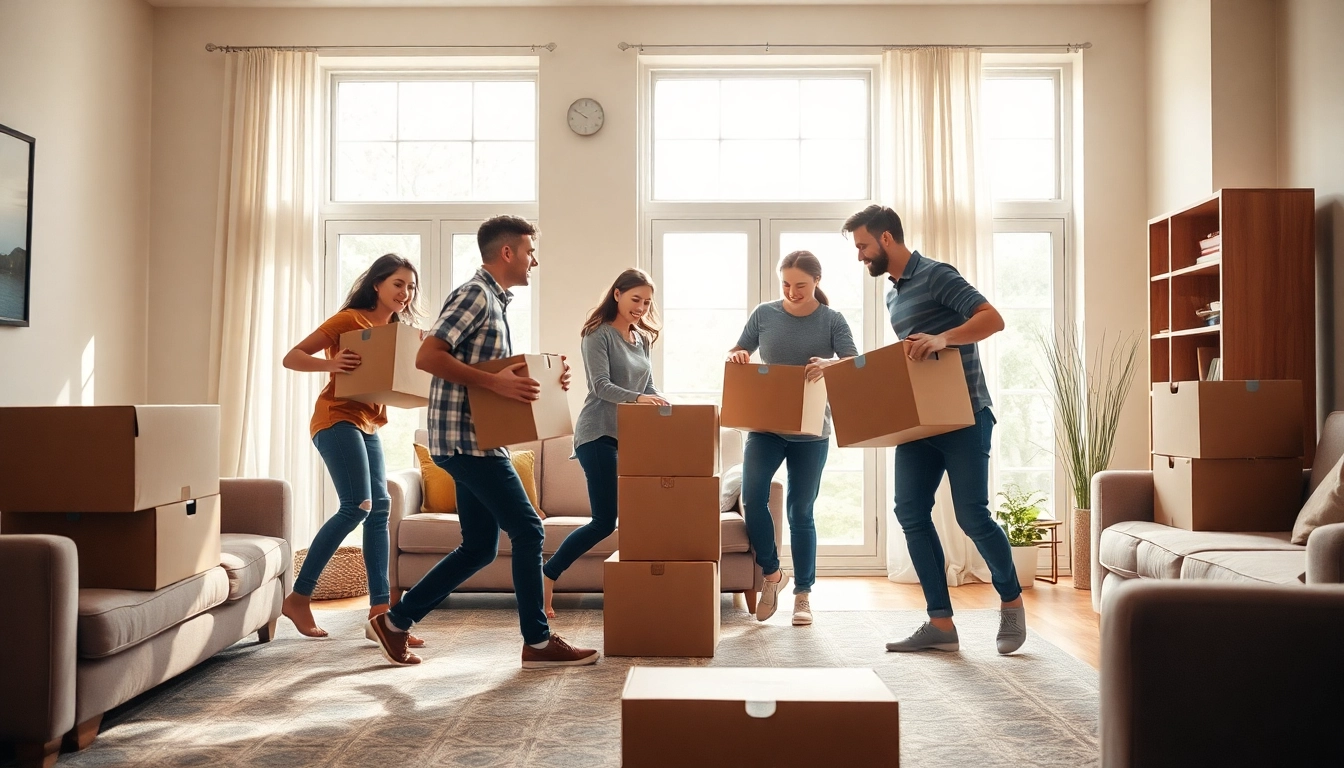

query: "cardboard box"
left=1152, top=380, right=1304, bottom=459
left=604, top=554, right=719, bottom=657
left=466, top=353, right=574, bottom=451
left=1152, top=455, right=1303, bottom=531
left=824, top=342, right=974, bottom=447
left=0, top=405, right=220, bottom=513
left=3, top=495, right=222, bottom=590
left=335, top=323, right=431, bottom=409
left=720, top=362, right=827, bottom=436
left=617, top=404, right=719, bottom=477
left=618, top=476, right=721, bottom=562
left=622, top=667, right=900, bottom=767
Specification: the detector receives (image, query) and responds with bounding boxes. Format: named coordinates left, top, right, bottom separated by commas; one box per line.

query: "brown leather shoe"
left=367, top=614, right=422, bottom=666
left=521, top=634, right=600, bottom=669
left=365, top=620, right=425, bottom=649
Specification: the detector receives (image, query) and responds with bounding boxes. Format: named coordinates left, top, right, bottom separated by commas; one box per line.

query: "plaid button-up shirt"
left=427, top=268, right=514, bottom=458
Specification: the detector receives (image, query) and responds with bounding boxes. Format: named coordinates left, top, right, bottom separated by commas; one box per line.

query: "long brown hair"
left=581, top=268, right=661, bottom=345
left=779, top=250, right=829, bottom=306
left=340, top=253, right=424, bottom=324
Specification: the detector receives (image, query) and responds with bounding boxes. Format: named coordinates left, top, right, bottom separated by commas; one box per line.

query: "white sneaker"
left=756, top=570, right=790, bottom=621
left=792, top=594, right=813, bottom=626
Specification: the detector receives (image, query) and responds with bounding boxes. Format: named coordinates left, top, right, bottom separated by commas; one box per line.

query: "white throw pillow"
left=721, top=463, right=744, bottom=512
left=1291, top=451, right=1344, bottom=545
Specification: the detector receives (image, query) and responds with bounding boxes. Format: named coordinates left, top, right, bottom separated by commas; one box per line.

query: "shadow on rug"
left=33, top=600, right=1098, bottom=768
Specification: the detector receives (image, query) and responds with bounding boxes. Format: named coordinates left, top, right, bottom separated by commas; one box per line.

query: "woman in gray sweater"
left=727, top=251, right=858, bottom=626
left=543, top=269, right=667, bottom=617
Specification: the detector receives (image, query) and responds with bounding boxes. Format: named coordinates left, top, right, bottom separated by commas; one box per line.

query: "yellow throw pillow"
left=414, top=443, right=456, bottom=514
left=511, top=449, right=546, bottom=519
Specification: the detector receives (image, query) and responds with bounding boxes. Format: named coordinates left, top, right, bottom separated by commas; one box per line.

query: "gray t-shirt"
left=735, top=301, right=859, bottom=441
left=573, top=323, right=661, bottom=450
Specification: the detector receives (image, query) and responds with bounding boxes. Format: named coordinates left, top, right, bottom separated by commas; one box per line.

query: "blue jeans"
left=893, top=407, right=1021, bottom=618
left=296, top=421, right=391, bottom=606
left=388, top=452, right=550, bottom=645
left=742, top=432, right=828, bottom=594
left=544, top=436, right=617, bottom=581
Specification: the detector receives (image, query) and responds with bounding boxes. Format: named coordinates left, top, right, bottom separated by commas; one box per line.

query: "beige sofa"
left=0, top=479, right=292, bottom=768
left=387, top=428, right=783, bottom=612
left=1091, top=411, right=1344, bottom=613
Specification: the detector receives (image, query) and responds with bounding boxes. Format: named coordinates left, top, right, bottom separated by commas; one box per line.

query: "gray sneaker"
left=756, top=570, right=791, bottom=621
left=996, top=606, right=1027, bottom=654
left=885, top=622, right=960, bottom=652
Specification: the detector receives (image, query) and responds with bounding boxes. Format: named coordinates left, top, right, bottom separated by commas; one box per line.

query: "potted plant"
left=1037, top=324, right=1141, bottom=591
left=995, top=484, right=1048, bottom=589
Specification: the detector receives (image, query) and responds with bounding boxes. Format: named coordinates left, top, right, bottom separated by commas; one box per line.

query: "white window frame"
left=984, top=55, right=1077, bottom=576
left=640, top=56, right=888, bottom=572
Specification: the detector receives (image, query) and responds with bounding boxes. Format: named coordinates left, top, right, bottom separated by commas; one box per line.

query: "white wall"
left=1146, top=0, right=1213, bottom=217
left=0, top=0, right=153, bottom=406
left=1210, top=0, right=1278, bottom=191
left=148, top=3, right=1150, bottom=469
left=1279, top=0, right=1344, bottom=416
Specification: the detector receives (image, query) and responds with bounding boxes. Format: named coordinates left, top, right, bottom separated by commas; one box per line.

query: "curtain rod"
left=617, top=42, right=1090, bottom=53
left=205, top=43, right=557, bottom=53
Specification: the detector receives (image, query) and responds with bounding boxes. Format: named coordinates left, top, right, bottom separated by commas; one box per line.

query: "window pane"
left=336, top=143, right=396, bottom=201
left=336, top=234, right=422, bottom=301
left=721, top=80, right=799, bottom=139
left=721, top=140, right=799, bottom=200
left=451, top=233, right=481, bottom=290
left=988, top=138, right=1056, bottom=200
left=814, top=463, right=865, bottom=545
left=654, top=80, right=720, bottom=140
left=398, top=82, right=472, bottom=140
left=996, top=392, right=1054, bottom=470
left=337, top=82, right=396, bottom=141
left=653, top=140, right=719, bottom=200
left=800, top=139, right=867, bottom=201
left=661, top=308, right=746, bottom=397
left=397, top=141, right=471, bottom=201
left=983, top=78, right=1055, bottom=139
left=660, top=231, right=749, bottom=400
left=993, top=232, right=1053, bottom=308
left=473, top=141, right=536, bottom=201
left=997, top=469, right=1055, bottom=519
left=474, top=81, right=536, bottom=141
left=800, top=79, right=867, bottom=139
left=998, top=307, right=1050, bottom=391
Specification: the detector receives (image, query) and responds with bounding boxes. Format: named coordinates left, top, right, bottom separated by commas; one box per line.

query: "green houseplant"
left=1037, top=323, right=1141, bottom=591
left=996, top=484, right=1047, bottom=588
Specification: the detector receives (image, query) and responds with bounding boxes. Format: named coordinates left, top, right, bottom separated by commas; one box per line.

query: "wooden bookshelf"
left=1147, top=188, right=1316, bottom=464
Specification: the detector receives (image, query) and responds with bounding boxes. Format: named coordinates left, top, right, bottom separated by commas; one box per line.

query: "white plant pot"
left=1011, top=545, right=1039, bottom=589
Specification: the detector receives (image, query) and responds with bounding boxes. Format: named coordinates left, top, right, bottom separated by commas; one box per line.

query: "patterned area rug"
left=44, top=600, right=1098, bottom=767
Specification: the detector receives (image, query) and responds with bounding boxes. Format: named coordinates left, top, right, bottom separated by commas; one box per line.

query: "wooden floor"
left=315, top=576, right=1100, bottom=669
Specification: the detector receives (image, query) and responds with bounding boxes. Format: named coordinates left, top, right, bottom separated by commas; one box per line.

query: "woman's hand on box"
left=805, top=357, right=831, bottom=382
left=904, top=333, right=948, bottom=361
left=330, top=349, right=361, bottom=373
left=492, top=362, right=542, bottom=402
left=636, top=394, right=670, bottom=406
left=559, top=355, right=572, bottom=391
left=726, top=349, right=750, bottom=364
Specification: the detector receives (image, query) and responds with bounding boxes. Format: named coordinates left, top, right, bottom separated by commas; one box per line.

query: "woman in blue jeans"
left=727, top=251, right=858, bottom=625
left=543, top=269, right=667, bottom=618
left=280, top=253, right=425, bottom=647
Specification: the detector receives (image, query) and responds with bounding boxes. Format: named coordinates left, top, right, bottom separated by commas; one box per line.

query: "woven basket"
left=292, top=545, right=369, bottom=600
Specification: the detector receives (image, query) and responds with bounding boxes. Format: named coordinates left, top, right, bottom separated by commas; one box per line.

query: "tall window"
left=645, top=64, right=883, bottom=565
left=321, top=64, right=539, bottom=490
left=982, top=63, right=1073, bottom=551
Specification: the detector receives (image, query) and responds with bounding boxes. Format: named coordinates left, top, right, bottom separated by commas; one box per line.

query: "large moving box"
left=335, top=323, right=431, bottom=409
left=720, top=362, right=827, bottom=436
left=621, top=667, right=900, bottom=767
left=0, top=405, right=220, bottom=513
left=1152, top=455, right=1303, bottom=531
left=466, top=353, right=573, bottom=450
left=824, top=342, right=974, bottom=447
left=617, top=476, right=721, bottom=562
left=1151, top=380, right=1304, bottom=459
left=3, top=495, right=222, bottom=590
left=603, top=554, right=719, bottom=657
left=617, top=404, right=719, bottom=477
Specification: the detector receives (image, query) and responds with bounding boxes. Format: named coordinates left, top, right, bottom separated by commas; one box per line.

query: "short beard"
left=867, top=244, right=890, bottom=277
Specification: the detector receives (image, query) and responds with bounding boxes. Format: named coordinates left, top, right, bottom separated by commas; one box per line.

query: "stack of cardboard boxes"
left=604, top=404, right=722, bottom=657
left=0, top=405, right=223, bottom=590
left=1151, top=380, right=1305, bottom=531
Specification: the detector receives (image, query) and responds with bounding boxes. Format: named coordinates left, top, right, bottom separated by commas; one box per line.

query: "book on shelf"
left=1196, top=251, right=1221, bottom=264
left=1207, top=357, right=1222, bottom=382
left=1200, top=232, right=1221, bottom=251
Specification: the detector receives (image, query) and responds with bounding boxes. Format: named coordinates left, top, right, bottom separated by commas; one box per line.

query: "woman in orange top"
left=281, top=254, right=424, bottom=644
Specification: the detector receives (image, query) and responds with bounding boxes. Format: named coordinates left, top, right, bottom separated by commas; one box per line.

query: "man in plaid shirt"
left=367, top=216, right=600, bottom=669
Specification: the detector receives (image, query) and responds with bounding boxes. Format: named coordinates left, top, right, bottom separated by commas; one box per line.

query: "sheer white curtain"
left=880, top=47, right=997, bottom=586
left=208, top=50, right=324, bottom=545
